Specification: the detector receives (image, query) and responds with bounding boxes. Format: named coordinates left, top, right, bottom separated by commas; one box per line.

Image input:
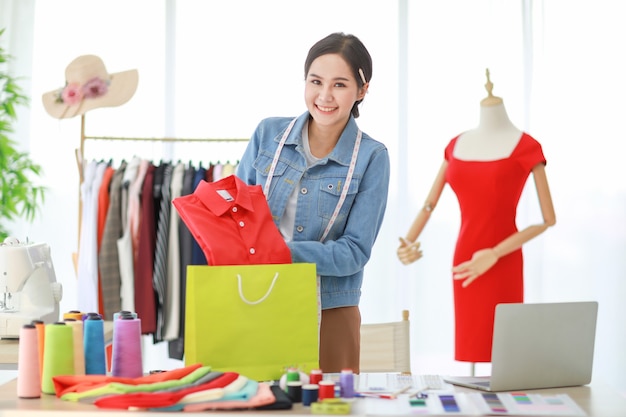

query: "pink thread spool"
left=17, top=324, right=40, bottom=398
left=111, top=316, right=143, bottom=378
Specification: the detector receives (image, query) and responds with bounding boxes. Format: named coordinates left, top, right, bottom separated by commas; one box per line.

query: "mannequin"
left=452, top=70, right=522, bottom=161
left=397, top=69, right=556, bottom=371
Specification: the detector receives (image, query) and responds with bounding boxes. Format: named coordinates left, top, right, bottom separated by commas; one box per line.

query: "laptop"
left=444, top=301, right=598, bottom=392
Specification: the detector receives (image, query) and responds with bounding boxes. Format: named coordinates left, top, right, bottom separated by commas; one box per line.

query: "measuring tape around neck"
left=263, top=117, right=362, bottom=242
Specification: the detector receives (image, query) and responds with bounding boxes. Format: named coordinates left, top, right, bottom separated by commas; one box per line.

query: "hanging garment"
left=190, top=165, right=208, bottom=265
left=77, top=160, right=107, bottom=313
left=168, top=163, right=196, bottom=360
left=163, top=162, right=186, bottom=341
left=134, top=163, right=157, bottom=335
left=153, top=163, right=173, bottom=342
left=96, top=166, right=115, bottom=314
left=99, top=161, right=127, bottom=320
left=118, top=156, right=141, bottom=312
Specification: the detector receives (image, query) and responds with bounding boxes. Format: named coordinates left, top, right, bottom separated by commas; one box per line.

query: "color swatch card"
left=367, top=393, right=476, bottom=415
left=365, top=392, right=585, bottom=416
left=469, top=392, right=586, bottom=416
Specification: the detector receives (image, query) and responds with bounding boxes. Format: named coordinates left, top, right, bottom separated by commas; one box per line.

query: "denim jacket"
left=236, top=111, right=390, bottom=309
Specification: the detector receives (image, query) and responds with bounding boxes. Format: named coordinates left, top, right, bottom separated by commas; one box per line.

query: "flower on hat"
left=55, top=77, right=110, bottom=106
left=60, top=83, right=83, bottom=105
left=82, top=77, right=109, bottom=99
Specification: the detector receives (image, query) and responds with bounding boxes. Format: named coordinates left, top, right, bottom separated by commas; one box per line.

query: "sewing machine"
left=0, top=238, right=63, bottom=338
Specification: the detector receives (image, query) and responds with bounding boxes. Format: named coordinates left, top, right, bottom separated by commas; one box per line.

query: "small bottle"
left=339, top=368, right=355, bottom=398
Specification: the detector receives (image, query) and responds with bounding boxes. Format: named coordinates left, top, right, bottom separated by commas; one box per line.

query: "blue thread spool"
left=83, top=315, right=106, bottom=375
left=302, top=384, right=319, bottom=406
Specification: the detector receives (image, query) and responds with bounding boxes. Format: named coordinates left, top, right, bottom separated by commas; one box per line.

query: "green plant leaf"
left=0, top=27, right=47, bottom=237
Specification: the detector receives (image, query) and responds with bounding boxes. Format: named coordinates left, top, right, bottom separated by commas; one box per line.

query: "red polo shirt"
left=172, top=175, right=291, bottom=265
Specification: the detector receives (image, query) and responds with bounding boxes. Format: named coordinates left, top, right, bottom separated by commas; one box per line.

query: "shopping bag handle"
left=237, top=272, right=279, bottom=305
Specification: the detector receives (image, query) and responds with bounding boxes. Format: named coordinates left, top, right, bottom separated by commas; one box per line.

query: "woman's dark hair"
left=304, top=32, right=372, bottom=118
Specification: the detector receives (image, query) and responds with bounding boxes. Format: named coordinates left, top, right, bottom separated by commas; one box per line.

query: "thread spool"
left=17, top=324, right=41, bottom=398
left=86, top=312, right=102, bottom=320
left=340, top=369, right=355, bottom=398
left=83, top=315, right=106, bottom=375
left=31, top=320, right=45, bottom=381
left=113, top=310, right=137, bottom=321
left=286, top=367, right=300, bottom=383
left=318, top=380, right=335, bottom=400
left=110, top=310, right=139, bottom=374
left=64, top=319, right=85, bottom=375
left=279, top=368, right=309, bottom=390
left=62, top=310, right=84, bottom=321
left=41, top=322, right=74, bottom=394
left=302, top=384, right=319, bottom=406
left=309, top=369, right=323, bottom=385
left=286, top=380, right=303, bottom=403
left=302, top=384, right=319, bottom=407
left=111, top=316, right=143, bottom=378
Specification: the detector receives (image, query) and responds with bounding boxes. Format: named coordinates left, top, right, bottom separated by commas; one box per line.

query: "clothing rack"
left=76, top=114, right=248, bottom=183
left=73, top=113, right=249, bottom=270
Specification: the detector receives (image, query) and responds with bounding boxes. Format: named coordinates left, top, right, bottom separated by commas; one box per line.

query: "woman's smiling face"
left=305, top=53, right=367, bottom=130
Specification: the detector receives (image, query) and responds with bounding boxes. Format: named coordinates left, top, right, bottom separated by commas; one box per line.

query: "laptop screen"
left=488, top=301, right=598, bottom=391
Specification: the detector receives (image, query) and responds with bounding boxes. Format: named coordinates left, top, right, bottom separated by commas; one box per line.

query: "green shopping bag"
left=184, top=263, right=320, bottom=381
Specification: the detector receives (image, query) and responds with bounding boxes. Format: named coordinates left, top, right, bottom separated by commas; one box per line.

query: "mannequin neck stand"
left=453, top=101, right=523, bottom=161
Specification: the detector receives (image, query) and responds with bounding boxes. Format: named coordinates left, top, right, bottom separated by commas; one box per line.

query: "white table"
left=0, top=376, right=624, bottom=416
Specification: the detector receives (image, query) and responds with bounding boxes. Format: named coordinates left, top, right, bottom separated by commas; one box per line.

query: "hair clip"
left=358, top=68, right=367, bottom=84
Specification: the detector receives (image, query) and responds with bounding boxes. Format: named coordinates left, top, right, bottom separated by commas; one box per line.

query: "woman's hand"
left=452, top=248, right=499, bottom=287
left=397, top=237, right=423, bottom=265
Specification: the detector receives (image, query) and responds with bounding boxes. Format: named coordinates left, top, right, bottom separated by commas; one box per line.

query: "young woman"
left=236, top=32, right=390, bottom=373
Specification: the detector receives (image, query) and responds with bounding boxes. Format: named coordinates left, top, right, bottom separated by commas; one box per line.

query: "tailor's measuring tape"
left=311, top=398, right=352, bottom=415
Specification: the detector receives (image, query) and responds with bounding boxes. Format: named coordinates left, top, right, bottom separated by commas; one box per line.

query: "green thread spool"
left=41, top=322, right=74, bottom=394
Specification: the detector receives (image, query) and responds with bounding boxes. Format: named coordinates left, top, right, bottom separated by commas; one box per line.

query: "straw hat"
left=42, top=55, right=138, bottom=119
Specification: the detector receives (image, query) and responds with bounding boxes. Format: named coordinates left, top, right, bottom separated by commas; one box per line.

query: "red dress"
left=444, top=133, right=546, bottom=362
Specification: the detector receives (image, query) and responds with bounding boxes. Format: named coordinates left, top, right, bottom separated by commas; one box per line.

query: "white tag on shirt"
left=216, top=189, right=234, bottom=202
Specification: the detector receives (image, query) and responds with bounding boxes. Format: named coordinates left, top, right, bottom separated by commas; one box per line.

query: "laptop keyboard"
left=418, top=374, right=447, bottom=390
left=357, top=373, right=450, bottom=393
left=390, top=374, right=447, bottom=390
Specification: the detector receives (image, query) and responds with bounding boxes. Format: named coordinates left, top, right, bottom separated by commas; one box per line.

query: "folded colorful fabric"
left=180, top=375, right=249, bottom=404
left=63, top=366, right=214, bottom=402
left=183, top=382, right=275, bottom=411
left=52, top=363, right=203, bottom=398
left=150, top=371, right=224, bottom=393
left=179, top=375, right=249, bottom=404
left=216, top=377, right=257, bottom=401
left=149, top=375, right=251, bottom=412
left=92, top=371, right=239, bottom=409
